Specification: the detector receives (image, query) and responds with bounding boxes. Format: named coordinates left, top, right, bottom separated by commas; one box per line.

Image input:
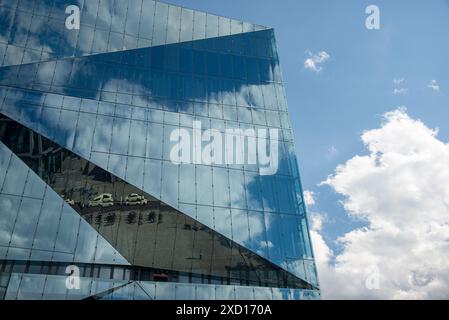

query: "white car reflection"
left=125, top=193, right=148, bottom=206
left=89, top=193, right=114, bottom=207
left=65, top=198, right=75, bottom=206
left=61, top=195, right=75, bottom=206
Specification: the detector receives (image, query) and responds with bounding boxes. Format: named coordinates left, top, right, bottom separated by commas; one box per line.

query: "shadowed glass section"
left=0, top=113, right=314, bottom=290
left=0, top=28, right=283, bottom=109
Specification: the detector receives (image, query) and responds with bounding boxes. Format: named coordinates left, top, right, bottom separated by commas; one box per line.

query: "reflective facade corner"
left=0, top=0, right=319, bottom=300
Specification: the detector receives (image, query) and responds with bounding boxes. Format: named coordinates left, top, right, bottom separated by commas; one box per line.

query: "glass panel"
left=32, top=190, right=64, bottom=251
left=231, top=209, right=249, bottom=245
left=265, top=214, right=283, bottom=263
left=212, top=167, right=230, bottom=207
left=193, top=11, right=206, bottom=40
left=161, top=161, right=178, bottom=205
left=23, top=172, right=46, bottom=199
left=215, top=285, right=235, bottom=300
left=276, top=176, right=294, bottom=213
left=1, top=156, right=27, bottom=195
left=0, top=194, right=20, bottom=247
left=74, top=220, right=98, bottom=263
left=155, top=282, right=176, bottom=300
left=196, top=285, right=215, bottom=300
left=175, top=283, right=195, bottom=299
left=42, top=275, right=68, bottom=300
left=248, top=211, right=268, bottom=256
left=153, top=1, right=168, bottom=45
left=96, top=0, right=113, bottom=31
left=125, top=0, right=142, bottom=36
left=235, top=286, right=254, bottom=300
left=146, top=122, right=163, bottom=159
left=254, top=287, right=273, bottom=300
left=228, top=170, right=246, bottom=209
left=231, top=20, right=243, bottom=35
left=16, top=275, right=46, bottom=300
left=143, top=159, right=161, bottom=198
left=179, top=164, right=195, bottom=204
left=54, top=205, right=80, bottom=256
left=213, top=207, right=232, bottom=240
left=206, top=14, right=219, bottom=38
left=10, top=197, right=41, bottom=249
left=139, top=0, right=155, bottom=39
left=126, top=156, right=144, bottom=189
left=180, top=8, right=194, bottom=42
left=219, top=17, right=231, bottom=36
left=167, top=5, right=181, bottom=43
left=196, top=165, right=212, bottom=206
left=73, top=112, right=95, bottom=156
left=81, top=0, right=99, bottom=27
left=92, top=114, right=113, bottom=153
left=111, top=0, right=128, bottom=33
left=110, top=117, right=131, bottom=155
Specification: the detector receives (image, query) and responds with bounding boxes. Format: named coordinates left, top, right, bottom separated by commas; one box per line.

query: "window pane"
left=206, top=14, right=218, bottom=38
left=167, top=5, right=181, bottom=43
left=193, top=11, right=206, bottom=40
left=153, top=1, right=168, bottom=45
left=33, top=191, right=64, bottom=251
left=10, top=197, right=41, bottom=249
left=139, top=0, right=155, bottom=39
left=180, top=8, right=193, bottom=42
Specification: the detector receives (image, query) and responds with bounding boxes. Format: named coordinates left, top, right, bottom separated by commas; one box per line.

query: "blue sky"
left=167, top=0, right=449, bottom=253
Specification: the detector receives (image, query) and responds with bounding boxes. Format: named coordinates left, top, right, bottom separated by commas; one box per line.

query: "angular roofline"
left=154, top=0, right=273, bottom=30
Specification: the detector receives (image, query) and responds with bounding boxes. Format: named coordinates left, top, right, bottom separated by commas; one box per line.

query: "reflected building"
left=0, top=0, right=319, bottom=300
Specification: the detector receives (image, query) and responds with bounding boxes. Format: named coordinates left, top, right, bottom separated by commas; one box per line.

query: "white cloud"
left=315, top=108, right=449, bottom=299
left=393, top=88, right=408, bottom=95
left=326, top=146, right=338, bottom=160
left=393, top=78, right=408, bottom=95
left=428, top=80, right=440, bottom=92
left=303, top=190, right=316, bottom=206
left=304, top=51, right=330, bottom=73
left=393, top=78, right=405, bottom=86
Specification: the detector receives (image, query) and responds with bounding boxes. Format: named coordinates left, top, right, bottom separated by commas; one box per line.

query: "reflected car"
left=61, top=195, right=75, bottom=206
left=125, top=193, right=148, bottom=206
left=89, top=193, right=114, bottom=207
left=65, top=198, right=75, bottom=206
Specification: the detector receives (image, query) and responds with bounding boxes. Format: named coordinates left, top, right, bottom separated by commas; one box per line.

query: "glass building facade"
left=0, top=0, right=319, bottom=300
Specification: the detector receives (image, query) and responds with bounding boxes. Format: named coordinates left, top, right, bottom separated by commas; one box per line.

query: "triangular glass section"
left=0, top=0, right=268, bottom=67
left=83, top=281, right=132, bottom=300
left=0, top=113, right=315, bottom=290
left=0, top=28, right=278, bottom=97
left=0, top=140, right=129, bottom=265
left=84, top=281, right=153, bottom=300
